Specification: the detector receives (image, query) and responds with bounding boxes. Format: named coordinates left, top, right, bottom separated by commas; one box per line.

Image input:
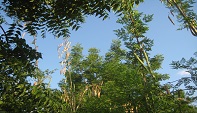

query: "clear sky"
left=24, top=0, right=197, bottom=89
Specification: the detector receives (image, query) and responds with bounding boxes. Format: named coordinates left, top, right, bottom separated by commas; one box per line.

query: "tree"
left=0, top=0, right=197, bottom=112
left=0, top=24, right=41, bottom=112
left=113, top=5, right=197, bottom=112
left=58, top=9, right=196, bottom=112
left=0, top=1, right=124, bottom=110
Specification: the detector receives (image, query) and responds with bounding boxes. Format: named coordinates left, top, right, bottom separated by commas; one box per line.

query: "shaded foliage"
left=0, top=0, right=197, bottom=112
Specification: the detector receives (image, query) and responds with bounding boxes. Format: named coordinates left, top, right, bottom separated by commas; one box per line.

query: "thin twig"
left=0, top=25, right=9, bottom=43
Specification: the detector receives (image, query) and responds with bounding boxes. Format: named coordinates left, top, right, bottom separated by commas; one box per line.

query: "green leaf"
left=0, top=100, right=3, bottom=105
left=17, top=84, right=24, bottom=89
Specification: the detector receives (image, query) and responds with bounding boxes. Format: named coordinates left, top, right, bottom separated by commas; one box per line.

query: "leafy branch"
left=162, top=0, right=197, bottom=36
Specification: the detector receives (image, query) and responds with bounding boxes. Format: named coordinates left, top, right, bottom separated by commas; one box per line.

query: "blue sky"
left=23, top=1, right=197, bottom=89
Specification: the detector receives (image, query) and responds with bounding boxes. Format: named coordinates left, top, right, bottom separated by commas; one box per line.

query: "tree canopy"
left=0, top=0, right=197, bottom=113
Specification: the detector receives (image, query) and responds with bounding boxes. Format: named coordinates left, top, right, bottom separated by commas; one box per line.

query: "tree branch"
left=0, top=25, right=9, bottom=43
left=171, top=0, right=197, bottom=36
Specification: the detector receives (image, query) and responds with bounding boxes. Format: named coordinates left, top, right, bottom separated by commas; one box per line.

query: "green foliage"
left=62, top=39, right=196, bottom=113
left=0, top=69, right=66, bottom=112
left=162, top=0, right=197, bottom=36
left=0, top=0, right=147, bottom=38
left=0, top=22, right=63, bottom=112
left=0, top=23, right=42, bottom=112
left=170, top=52, right=197, bottom=97
left=0, top=0, right=113, bottom=37
left=57, top=3, right=197, bottom=112
left=0, top=0, right=197, bottom=112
